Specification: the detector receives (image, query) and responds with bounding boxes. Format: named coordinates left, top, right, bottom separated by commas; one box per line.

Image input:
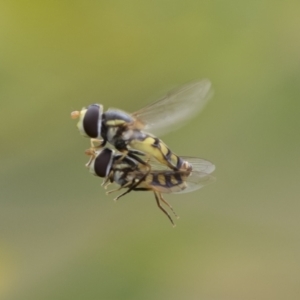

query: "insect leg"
left=106, top=181, right=133, bottom=195
left=159, top=194, right=179, bottom=219
left=103, top=181, right=112, bottom=189
left=112, top=181, right=137, bottom=201
left=90, top=138, right=106, bottom=149
left=85, top=148, right=96, bottom=167
left=113, top=169, right=152, bottom=201
left=115, top=146, right=150, bottom=171
left=127, top=149, right=146, bottom=156
left=115, top=150, right=152, bottom=190
left=101, top=169, right=114, bottom=188
left=114, top=149, right=147, bottom=166
left=127, top=152, right=151, bottom=187
left=127, top=151, right=150, bottom=169
left=154, top=191, right=175, bottom=227
left=101, top=177, right=110, bottom=187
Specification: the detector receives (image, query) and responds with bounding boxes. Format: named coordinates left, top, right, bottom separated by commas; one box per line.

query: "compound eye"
left=94, top=148, right=113, bottom=177
left=82, top=104, right=103, bottom=138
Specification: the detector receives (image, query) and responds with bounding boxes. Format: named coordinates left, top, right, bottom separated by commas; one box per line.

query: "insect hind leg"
left=154, top=191, right=175, bottom=227
left=127, top=151, right=150, bottom=169
left=159, top=194, right=179, bottom=219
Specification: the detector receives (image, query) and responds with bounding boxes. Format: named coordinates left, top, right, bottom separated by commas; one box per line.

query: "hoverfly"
left=85, top=147, right=215, bottom=226
left=71, top=80, right=212, bottom=171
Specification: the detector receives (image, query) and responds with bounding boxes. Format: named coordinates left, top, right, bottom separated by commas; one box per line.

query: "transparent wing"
left=148, top=155, right=216, bottom=174
left=175, top=172, right=215, bottom=194
left=147, top=156, right=215, bottom=194
left=131, top=79, right=213, bottom=137
left=146, top=169, right=215, bottom=195
left=181, top=156, right=215, bottom=174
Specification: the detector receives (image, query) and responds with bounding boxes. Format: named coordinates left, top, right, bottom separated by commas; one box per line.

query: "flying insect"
left=71, top=79, right=212, bottom=171
left=85, top=147, right=215, bottom=226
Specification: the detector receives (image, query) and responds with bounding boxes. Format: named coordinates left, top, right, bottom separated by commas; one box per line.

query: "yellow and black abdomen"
left=129, top=132, right=186, bottom=170
left=146, top=172, right=188, bottom=193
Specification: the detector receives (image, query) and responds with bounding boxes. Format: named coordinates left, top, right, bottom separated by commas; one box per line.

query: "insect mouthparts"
left=71, top=111, right=80, bottom=119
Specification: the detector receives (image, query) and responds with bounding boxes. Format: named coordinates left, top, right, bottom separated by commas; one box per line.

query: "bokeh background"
left=1, top=1, right=300, bottom=299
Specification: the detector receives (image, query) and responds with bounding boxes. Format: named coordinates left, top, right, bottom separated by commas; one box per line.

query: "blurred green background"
left=1, top=1, right=300, bottom=299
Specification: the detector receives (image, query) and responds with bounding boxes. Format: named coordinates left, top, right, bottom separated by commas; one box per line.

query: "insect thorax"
left=102, top=109, right=134, bottom=146
left=103, top=109, right=134, bottom=126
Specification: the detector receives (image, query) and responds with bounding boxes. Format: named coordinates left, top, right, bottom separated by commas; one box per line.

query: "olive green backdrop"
left=1, top=1, right=299, bottom=299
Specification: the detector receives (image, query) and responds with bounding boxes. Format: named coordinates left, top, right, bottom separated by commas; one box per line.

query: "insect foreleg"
left=101, top=169, right=114, bottom=189
left=90, top=138, right=106, bottom=149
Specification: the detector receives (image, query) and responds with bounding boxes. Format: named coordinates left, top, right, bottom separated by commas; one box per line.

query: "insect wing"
left=183, top=156, right=215, bottom=174
left=177, top=156, right=215, bottom=193
left=148, top=155, right=215, bottom=174
left=131, top=79, right=212, bottom=137
left=148, top=156, right=215, bottom=194
left=176, top=171, right=215, bottom=194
